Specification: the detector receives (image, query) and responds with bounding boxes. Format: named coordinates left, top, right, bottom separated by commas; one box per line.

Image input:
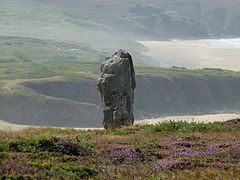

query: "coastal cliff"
left=1, top=70, right=239, bottom=127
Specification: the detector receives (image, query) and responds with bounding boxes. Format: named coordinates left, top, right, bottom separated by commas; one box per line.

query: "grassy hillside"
left=0, top=0, right=147, bottom=53
left=0, top=36, right=105, bottom=63
left=0, top=120, right=240, bottom=179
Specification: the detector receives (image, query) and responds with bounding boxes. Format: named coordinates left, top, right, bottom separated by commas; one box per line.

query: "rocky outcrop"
left=96, top=50, right=136, bottom=129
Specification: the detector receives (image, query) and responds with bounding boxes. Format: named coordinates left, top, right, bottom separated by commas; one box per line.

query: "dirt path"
left=1, top=113, right=239, bottom=132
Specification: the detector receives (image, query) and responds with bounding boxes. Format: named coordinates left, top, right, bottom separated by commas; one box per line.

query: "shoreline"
left=1, top=113, right=239, bottom=132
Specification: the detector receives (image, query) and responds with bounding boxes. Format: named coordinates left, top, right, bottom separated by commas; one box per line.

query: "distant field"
left=0, top=36, right=105, bottom=63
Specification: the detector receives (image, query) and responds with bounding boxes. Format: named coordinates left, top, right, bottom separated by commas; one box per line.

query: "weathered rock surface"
left=97, top=50, right=136, bottom=129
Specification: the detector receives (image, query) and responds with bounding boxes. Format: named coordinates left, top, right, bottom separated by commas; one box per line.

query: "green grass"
left=0, top=62, right=99, bottom=82
left=136, top=66, right=240, bottom=79
left=0, top=36, right=105, bottom=63
left=0, top=62, right=57, bottom=80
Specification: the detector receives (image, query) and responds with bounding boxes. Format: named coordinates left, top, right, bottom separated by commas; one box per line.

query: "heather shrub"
left=0, top=121, right=240, bottom=179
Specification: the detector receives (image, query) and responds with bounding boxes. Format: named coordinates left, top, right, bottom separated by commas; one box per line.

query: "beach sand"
left=138, top=40, right=240, bottom=71
left=1, top=113, right=239, bottom=132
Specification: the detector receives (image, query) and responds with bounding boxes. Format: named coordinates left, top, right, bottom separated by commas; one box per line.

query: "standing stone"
left=97, top=50, right=136, bottom=129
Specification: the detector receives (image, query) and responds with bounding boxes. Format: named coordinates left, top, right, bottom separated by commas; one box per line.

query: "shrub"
left=8, top=138, right=93, bottom=156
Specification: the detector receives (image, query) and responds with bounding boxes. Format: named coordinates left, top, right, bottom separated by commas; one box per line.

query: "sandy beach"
left=1, top=113, right=239, bottom=132
left=138, top=40, right=240, bottom=71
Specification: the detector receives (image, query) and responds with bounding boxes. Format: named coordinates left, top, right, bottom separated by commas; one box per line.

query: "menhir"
left=97, top=50, right=136, bottom=129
